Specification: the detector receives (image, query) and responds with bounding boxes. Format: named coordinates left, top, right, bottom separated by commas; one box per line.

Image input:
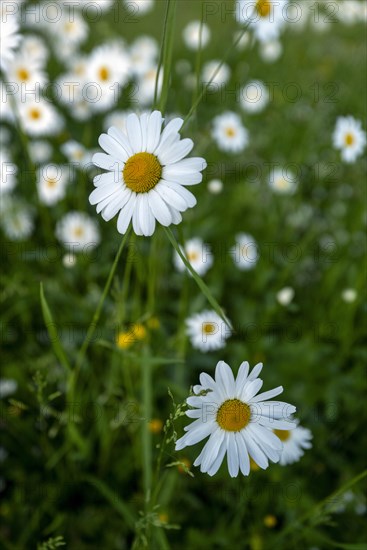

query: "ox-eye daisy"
left=275, top=421, right=312, bottom=465
left=90, top=111, right=207, bottom=236
left=212, top=112, right=249, bottom=154
left=186, top=310, right=231, bottom=352
left=332, top=116, right=366, bottom=163
left=175, top=361, right=296, bottom=477
left=56, top=212, right=100, bottom=252
left=174, top=237, right=213, bottom=277
left=236, top=0, right=289, bottom=43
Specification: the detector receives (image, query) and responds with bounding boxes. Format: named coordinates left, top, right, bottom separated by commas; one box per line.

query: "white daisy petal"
left=126, top=113, right=142, bottom=153
left=147, top=189, right=173, bottom=226
left=215, top=361, right=236, bottom=398
left=206, top=435, right=228, bottom=476
left=155, top=182, right=189, bottom=211
left=227, top=434, right=240, bottom=477
left=117, top=193, right=136, bottom=234
left=161, top=180, right=197, bottom=207
left=99, top=133, right=129, bottom=162
left=158, top=138, right=194, bottom=165
left=107, top=127, right=134, bottom=157
left=237, top=432, right=250, bottom=476
left=146, top=111, right=163, bottom=153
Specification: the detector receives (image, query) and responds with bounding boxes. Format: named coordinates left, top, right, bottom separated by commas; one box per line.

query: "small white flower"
left=333, top=116, right=366, bottom=163
left=183, top=21, right=211, bottom=50
left=275, top=421, right=312, bottom=465
left=28, top=140, right=53, bottom=164
left=6, top=51, right=47, bottom=88
left=0, top=150, right=17, bottom=195
left=135, top=66, right=163, bottom=106
left=56, top=212, right=100, bottom=252
left=54, top=11, right=88, bottom=47
left=130, top=36, right=159, bottom=76
left=62, top=253, right=77, bottom=268
left=37, top=164, right=69, bottom=206
left=1, top=198, right=34, bottom=240
left=207, top=179, right=223, bottom=194
left=232, top=233, right=259, bottom=270
left=19, top=99, right=64, bottom=137
left=240, top=80, right=269, bottom=114
left=212, top=111, right=249, bottom=154
left=269, top=167, right=297, bottom=194
left=125, top=0, right=154, bottom=15
left=236, top=0, right=289, bottom=43
left=174, top=238, right=213, bottom=276
left=176, top=360, right=296, bottom=477
left=186, top=310, right=231, bottom=352
left=19, top=34, right=49, bottom=65
left=0, top=14, right=22, bottom=71
left=276, top=287, right=295, bottom=306
left=202, top=60, right=231, bottom=86
left=341, top=288, right=357, bottom=303
left=259, top=39, right=283, bottom=62
left=90, top=111, right=207, bottom=237
left=61, top=141, right=93, bottom=168
left=0, top=378, right=18, bottom=399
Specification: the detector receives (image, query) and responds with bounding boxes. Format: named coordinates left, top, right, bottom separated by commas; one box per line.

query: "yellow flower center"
left=256, top=0, right=271, bottom=17
left=99, top=66, right=110, bottom=82
left=123, top=152, right=162, bottom=193
left=46, top=178, right=57, bottom=188
left=188, top=251, right=199, bottom=262
left=74, top=226, right=84, bottom=238
left=273, top=429, right=291, bottom=441
left=225, top=127, right=236, bottom=137
left=202, top=322, right=216, bottom=335
left=344, top=132, right=355, bottom=146
left=17, top=68, right=29, bottom=81
left=216, top=399, right=251, bottom=432
left=29, top=108, right=41, bottom=120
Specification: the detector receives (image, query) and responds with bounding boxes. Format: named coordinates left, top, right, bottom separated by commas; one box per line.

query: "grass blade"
left=40, top=283, right=71, bottom=372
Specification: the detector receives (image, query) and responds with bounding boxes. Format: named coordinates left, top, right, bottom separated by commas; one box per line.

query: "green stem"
left=141, top=346, right=153, bottom=511
left=164, top=227, right=233, bottom=330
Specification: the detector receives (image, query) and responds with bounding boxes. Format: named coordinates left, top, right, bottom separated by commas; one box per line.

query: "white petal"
left=237, top=432, right=250, bottom=476
left=163, top=157, right=207, bottom=174
left=175, top=422, right=214, bottom=450
left=215, top=361, right=235, bottom=398
left=154, top=117, right=183, bottom=154
left=147, top=188, right=172, bottom=226
left=248, top=362, right=263, bottom=381
left=235, top=361, right=250, bottom=395
left=200, top=429, right=224, bottom=472
left=160, top=180, right=197, bottom=208
left=242, top=379, right=263, bottom=402
left=155, top=181, right=188, bottom=211
left=258, top=417, right=297, bottom=430
left=139, top=113, right=149, bottom=152
left=252, top=401, right=296, bottom=420
left=161, top=170, right=203, bottom=186
left=146, top=111, right=163, bottom=153
left=158, top=138, right=194, bottom=165
left=107, top=126, right=133, bottom=157
left=132, top=197, right=143, bottom=236
left=167, top=205, right=182, bottom=225
left=89, top=182, right=121, bottom=205
left=207, top=434, right=228, bottom=476
left=93, top=171, right=118, bottom=187
left=93, top=152, right=122, bottom=171
left=251, top=386, right=283, bottom=403
left=242, top=430, right=269, bottom=470
left=99, top=133, right=129, bottom=162
left=117, top=193, right=136, bottom=234
left=126, top=113, right=142, bottom=153
left=227, top=434, right=239, bottom=478
left=101, top=189, right=130, bottom=221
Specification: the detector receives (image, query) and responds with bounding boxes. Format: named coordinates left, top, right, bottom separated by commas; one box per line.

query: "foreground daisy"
left=332, top=116, right=366, bottom=163
left=90, top=111, right=207, bottom=236
left=175, top=361, right=296, bottom=477
left=186, top=310, right=231, bottom=352
left=275, top=421, right=312, bottom=465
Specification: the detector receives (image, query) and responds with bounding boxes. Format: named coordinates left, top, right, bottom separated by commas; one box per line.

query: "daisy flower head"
left=236, top=0, right=289, bottom=43
left=175, top=361, right=296, bottom=477
left=7, top=51, right=48, bottom=88
left=53, top=11, right=88, bottom=48
left=212, top=111, right=249, bottom=154
left=183, top=21, right=211, bottom=50
left=19, top=35, right=49, bottom=65
left=207, top=178, right=223, bottom=194
left=37, top=164, right=69, bottom=206
left=28, top=140, right=53, bottom=164
left=0, top=150, right=17, bottom=195
left=275, top=421, right=312, bottom=465
left=202, top=60, right=231, bottom=86
left=276, top=286, right=294, bottom=306
left=332, top=116, right=366, bottom=163
left=232, top=233, right=259, bottom=270
left=61, top=141, right=93, bottom=168
left=186, top=310, right=231, bottom=352
left=259, top=38, right=283, bottom=63
left=174, top=237, right=213, bottom=276
left=240, top=80, right=269, bottom=114
left=19, top=98, right=64, bottom=137
left=90, top=111, right=207, bottom=237
left=0, top=13, right=22, bottom=71
left=56, top=212, right=100, bottom=252
left=0, top=197, right=34, bottom=241
left=269, top=167, right=297, bottom=194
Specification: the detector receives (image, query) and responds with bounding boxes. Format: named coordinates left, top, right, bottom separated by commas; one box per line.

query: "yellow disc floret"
left=216, top=399, right=251, bottom=432
left=273, top=428, right=291, bottom=441
left=256, top=0, right=272, bottom=17
left=123, top=152, right=162, bottom=193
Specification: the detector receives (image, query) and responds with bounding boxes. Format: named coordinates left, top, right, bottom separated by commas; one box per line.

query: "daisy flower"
left=37, top=164, right=69, bottom=206
left=61, top=141, right=93, bottom=168
left=240, top=80, right=269, bottom=113
left=6, top=51, right=48, bottom=88
left=19, top=35, right=49, bottom=65
left=53, top=11, right=88, bottom=47
left=56, top=212, right=100, bottom=252
left=0, top=14, right=22, bottom=71
left=183, top=21, right=211, bottom=50
left=341, top=288, right=357, bottom=303
left=0, top=378, right=18, bottom=399
left=174, top=237, right=213, bottom=276
left=275, top=421, right=312, bottom=465
left=175, top=360, right=296, bottom=477
left=212, top=111, right=249, bottom=154
left=0, top=197, right=34, bottom=241
left=90, top=111, right=207, bottom=237
left=18, top=99, right=64, bottom=137
left=207, top=179, right=223, bottom=194
left=125, top=0, right=154, bottom=15
left=186, top=310, right=231, bottom=352
left=332, top=116, right=366, bottom=163
left=130, top=36, right=159, bottom=76
left=232, top=233, right=259, bottom=270
left=235, top=0, right=289, bottom=43
left=268, top=167, right=297, bottom=194
left=28, top=140, right=53, bottom=164
left=276, top=287, right=295, bottom=306
left=259, top=39, right=283, bottom=63
left=0, top=150, right=17, bottom=195
left=201, top=60, right=231, bottom=86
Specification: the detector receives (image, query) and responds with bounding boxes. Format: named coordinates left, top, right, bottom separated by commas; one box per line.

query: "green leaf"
left=40, top=283, right=71, bottom=372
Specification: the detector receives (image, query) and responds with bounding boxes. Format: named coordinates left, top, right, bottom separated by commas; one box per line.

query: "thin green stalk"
left=141, top=346, right=153, bottom=510
left=153, top=0, right=175, bottom=109
left=75, top=227, right=131, bottom=370
left=158, top=0, right=177, bottom=112
left=182, top=25, right=251, bottom=130
left=164, top=227, right=233, bottom=330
